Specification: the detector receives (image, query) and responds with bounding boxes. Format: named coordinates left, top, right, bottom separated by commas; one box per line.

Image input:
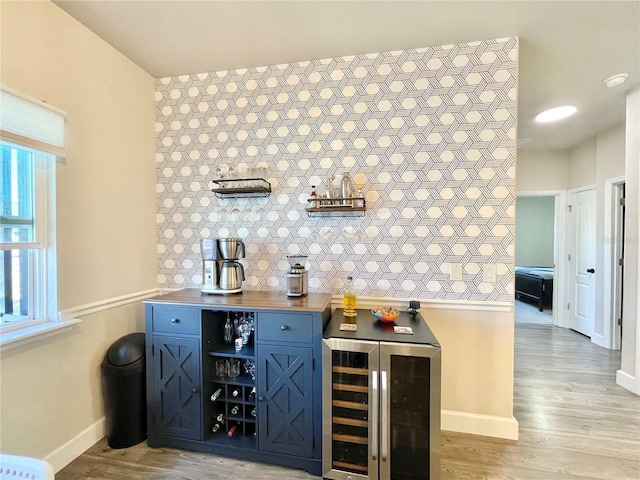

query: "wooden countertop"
left=145, top=288, right=332, bottom=312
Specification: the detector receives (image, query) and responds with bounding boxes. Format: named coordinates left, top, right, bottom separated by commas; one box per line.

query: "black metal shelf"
left=211, top=178, right=271, bottom=197
left=305, top=197, right=366, bottom=217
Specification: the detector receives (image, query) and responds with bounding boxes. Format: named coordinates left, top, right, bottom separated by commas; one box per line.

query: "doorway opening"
left=514, top=191, right=567, bottom=327
left=604, top=177, right=626, bottom=351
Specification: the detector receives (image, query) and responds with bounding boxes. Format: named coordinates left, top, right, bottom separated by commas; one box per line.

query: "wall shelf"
left=305, top=197, right=366, bottom=217
left=211, top=178, right=271, bottom=198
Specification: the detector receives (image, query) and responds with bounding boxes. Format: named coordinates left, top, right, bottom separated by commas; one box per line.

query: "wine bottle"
left=248, top=387, right=256, bottom=401
left=216, top=413, right=225, bottom=423
left=227, top=424, right=238, bottom=437
left=211, top=423, right=222, bottom=433
left=210, top=388, right=223, bottom=402
left=250, top=407, right=257, bottom=417
left=353, top=393, right=368, bottom=405
left=231, top=404, right=241, bottom=415
left=231, top=387, right=241, bottom=398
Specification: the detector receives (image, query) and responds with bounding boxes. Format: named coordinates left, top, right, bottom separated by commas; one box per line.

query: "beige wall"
left=619, top=87, right=639, bottom=392
left=0, top=0, right=156, bottom=468
left=594, top=124, right=626, bottom=342
left=568, top=137, right=597, bottom=189
left=516, top=148, right=570, bottom=192
left=426, top=308, right=514, bottom=419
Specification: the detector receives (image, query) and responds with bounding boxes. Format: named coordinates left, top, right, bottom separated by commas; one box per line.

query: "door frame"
left=603, top=176, right=626, bottom=350
left=516, top=190, right=567, bottom=328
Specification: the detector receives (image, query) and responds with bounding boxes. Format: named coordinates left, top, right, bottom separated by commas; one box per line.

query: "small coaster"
left=394, top=326, right=413, bottom=335
left=340, top=323, right=358, bottom=331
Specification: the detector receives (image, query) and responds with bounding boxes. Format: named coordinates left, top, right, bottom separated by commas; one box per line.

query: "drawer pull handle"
left=280, top=325, right=288, bottom=331
left=171, top=318, right=180, bottom=324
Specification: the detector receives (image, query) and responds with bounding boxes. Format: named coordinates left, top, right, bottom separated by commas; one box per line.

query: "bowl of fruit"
left=371, top=306, right=400, bottom=322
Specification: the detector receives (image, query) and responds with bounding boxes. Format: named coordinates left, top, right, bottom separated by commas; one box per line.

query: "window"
left=0, top=87, right=68, bottom=346
left=1, top=142, right=52, bottom=330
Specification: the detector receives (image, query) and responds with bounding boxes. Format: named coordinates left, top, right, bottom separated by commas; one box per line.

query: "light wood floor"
left=57, top=324, right=640, bottom=479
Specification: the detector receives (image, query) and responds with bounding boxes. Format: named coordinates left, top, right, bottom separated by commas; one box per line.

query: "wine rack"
left=323, top=313, right=442, bottom=480
left=330, top=350, right=370, bottom=475
left=202, top=310, right=257, bottom=447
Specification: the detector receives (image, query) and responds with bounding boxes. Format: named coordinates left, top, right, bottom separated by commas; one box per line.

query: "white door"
left=567, top=188, right=596, bottom=336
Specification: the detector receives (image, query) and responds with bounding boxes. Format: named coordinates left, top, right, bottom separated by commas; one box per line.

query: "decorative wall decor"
left=156, top=36, right=518, bottom=301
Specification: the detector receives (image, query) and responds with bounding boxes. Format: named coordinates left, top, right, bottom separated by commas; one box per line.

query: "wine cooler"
left=323, top=310, right=441, bottom=480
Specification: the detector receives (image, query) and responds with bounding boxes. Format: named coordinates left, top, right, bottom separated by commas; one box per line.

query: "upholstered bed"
left=515, top=266, right=554, bottom=311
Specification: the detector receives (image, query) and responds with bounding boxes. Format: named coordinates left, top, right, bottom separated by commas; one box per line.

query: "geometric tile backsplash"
left=156, top=36, right=518, bottom=302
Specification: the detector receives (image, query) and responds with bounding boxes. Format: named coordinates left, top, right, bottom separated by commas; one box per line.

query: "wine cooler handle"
left=371, top=370, right=378, bottom=462
left=381, top=370, right=388, bottom=462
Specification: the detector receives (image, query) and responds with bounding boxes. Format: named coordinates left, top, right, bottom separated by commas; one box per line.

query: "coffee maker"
left=286, top=255, right=308, bottom=297
left=201, top=238, right=246, bottom=294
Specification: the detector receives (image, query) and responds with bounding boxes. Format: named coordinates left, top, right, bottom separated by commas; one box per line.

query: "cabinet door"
left=151, top=335, right=202, bottom=440
left=380, top=343, right=441, bottom=480
left=322, top=339, right=379, bottom=480
left=257, top=344, right=313, bottom=458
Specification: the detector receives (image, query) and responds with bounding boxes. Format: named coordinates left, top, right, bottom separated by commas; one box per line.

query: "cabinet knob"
left=280, top=325, right=288, bottom=331
left=192, top=387, right=198, bottom=393
left=258, top=396, right=265, bottom=402
left=586, top=268, right=595, bottom=273
left=171, top=318, right=180, bottom=323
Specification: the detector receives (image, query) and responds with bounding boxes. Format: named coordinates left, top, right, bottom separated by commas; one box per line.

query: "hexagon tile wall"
left=156, top=36, right=518, bottom=302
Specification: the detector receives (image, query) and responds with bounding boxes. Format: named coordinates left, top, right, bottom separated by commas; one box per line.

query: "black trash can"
left=100, top=332, right=147, bottom=449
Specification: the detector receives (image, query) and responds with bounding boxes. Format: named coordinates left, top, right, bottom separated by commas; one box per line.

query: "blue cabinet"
left=144, top=289, right=331, bottom=476
left=150, top=335, right=201, bottom=440
left=257, top=343, right=314, bottom=458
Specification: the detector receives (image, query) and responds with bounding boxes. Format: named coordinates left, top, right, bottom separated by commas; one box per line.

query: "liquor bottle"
left=210, top=388, right=223, bottom=402
left=340, top=172, right=356, bottom=205
left=355, top=184, right=364, bottom=207
left=231, top=404, right=241, bottom=415
left=227, top=424, right=238, bottom=437
left=230, top=387, right=241, bottom=398
left=310, top=185, right=318, bottom=208
left=211, top=423, right=223, bottom=433
left=343, top=276, right=357, bottom=317
left=248, top=387, right=256, bottom=401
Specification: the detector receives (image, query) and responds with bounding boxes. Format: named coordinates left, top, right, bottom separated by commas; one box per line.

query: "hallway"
left=441, top=323, right=640, bottom=479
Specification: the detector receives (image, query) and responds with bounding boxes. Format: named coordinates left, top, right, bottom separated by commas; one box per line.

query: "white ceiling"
left=53, top=0, right=639, bottom=151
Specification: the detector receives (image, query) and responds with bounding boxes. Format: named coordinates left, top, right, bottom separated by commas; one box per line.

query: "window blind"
left=0, top=88, right=66, bottom=160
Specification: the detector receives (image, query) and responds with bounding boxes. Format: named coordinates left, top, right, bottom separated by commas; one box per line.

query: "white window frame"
left=0, top=87, right=80, bottom=348
left=1, top=143, right=50, bottom=332
left=0, top=140, right=79, bottom=350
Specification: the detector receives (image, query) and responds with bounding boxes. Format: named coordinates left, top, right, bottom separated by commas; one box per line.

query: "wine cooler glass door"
left=322, top=339, right=379, bottom=480
left=379, top=343, right=441, bottom=480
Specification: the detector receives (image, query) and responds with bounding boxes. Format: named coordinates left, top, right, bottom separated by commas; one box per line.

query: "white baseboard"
left=44, top=417, right=105, bottom=473
left=616, top=369, right=640, bottom=395
left=46, top=411, right=518, bottom=473
left=590, top=332, right=606, bottom=348
left=442, top=409, right=519, bottom=440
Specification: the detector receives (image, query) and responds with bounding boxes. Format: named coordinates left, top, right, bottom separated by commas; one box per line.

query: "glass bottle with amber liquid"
left=343, top=276, right=357, bottom=317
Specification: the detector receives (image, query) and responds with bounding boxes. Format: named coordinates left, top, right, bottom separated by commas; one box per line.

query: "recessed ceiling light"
left=603, top=73, right=628, bottom=88
left=535, top=105, right=577, bottom=123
